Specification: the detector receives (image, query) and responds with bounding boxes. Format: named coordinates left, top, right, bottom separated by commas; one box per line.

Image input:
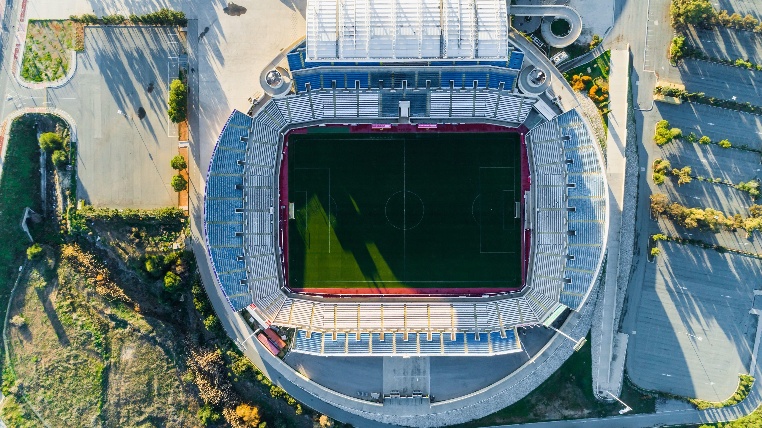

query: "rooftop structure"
left=306, top=0, right=512, bottom=61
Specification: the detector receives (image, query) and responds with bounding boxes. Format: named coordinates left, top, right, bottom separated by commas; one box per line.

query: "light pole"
left=606, top=390, right=633, bottom=414
left=545, top=324, right=587, bottom=351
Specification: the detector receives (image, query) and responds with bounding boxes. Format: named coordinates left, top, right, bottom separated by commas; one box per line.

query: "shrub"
left=197, top=404, right=221, bottom=425
left=39, top=132, right=63, bottom=152
left=164, top=271, right=182, bottom=293
left=653, top=158, right=671, bottom=173
left=102, top=14, right=126, bottom=25
left=669, top=36, right=686, bottom=62
left=203, top=314, right=220, bottom=331
left=144, top=254, right=166, bottom=277
left=651, top=247, right=661, bottom=257
left=699, top=135, right=711, bottom=144
left=171, top=174, right=188, bottom=192
left=589, top=34, right=602, bottom=50
left=168, top=79, right=188, bottom=123
left=653, top=172, right=666, bottom=185
left=718, top=139, right=732, bottom=148
left=737, top=180, right=760, bottom=198
left=80, top=14, right=98, bottom=24
left=652, top=233, right=668, bottom=241
left=26, top=243, right=43, bottom=260
left=51, top=149, right=68, bottom=168
left=9, top=315, right=26, bottom=327
left=670, top=127, right=683, bottom=139
left=654, top=120, right=675, bottom=145
left=170, top=154, right=187, bottom=170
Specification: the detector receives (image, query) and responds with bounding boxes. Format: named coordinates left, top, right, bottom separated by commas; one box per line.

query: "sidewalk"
left=592, top=47, right=630, bottom=400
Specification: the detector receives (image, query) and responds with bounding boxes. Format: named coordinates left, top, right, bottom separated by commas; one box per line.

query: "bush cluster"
left=70, top=8, right=187, bottom=26
left=671, top=0, right=762, bottom=33
left=653, top=119, right=682, bottom=146
left=655, top=86, right=762, bottom=115
left=79, top=206, right=185, bottom=223
left=669, top=36, right=686, bottom=63
left=168, top=79, right=188, bottom=124
left=650, top=193, right=762, bottom=232
left=652, top=158, right=671, bottom=185
left=691, top=375, right=754, bottom=410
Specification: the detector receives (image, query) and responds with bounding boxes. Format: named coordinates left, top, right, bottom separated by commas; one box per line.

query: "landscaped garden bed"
left=21, top=20, right=83, bottom=83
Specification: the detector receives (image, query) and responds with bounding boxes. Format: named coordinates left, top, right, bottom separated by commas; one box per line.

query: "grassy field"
left=0, top=116, right=44, bottom=369
left=457, top=336, right=657, bottom=427
left=288, top=131, right=523, bottom=293
left=21, top=20, right=84, bottom=83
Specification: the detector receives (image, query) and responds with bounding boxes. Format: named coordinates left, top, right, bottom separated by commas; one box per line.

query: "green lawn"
left=287, top=132, right=523, bottom=293
left=0, top=115, right=42, bottom=331
left=563, top=49, right=612, bottom=82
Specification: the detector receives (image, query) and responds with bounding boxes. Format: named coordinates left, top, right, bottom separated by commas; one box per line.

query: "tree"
left=168, top=79, right=188, bottom=123
left=671, top=0, right=715, bottom=29
left=698, top=135, right=711, bottom=144
left=26, top=243, right=43, bottom=260
left=51, top=150, right=68, bottom=168
left=669, top=36, right=686, bottom=62
left=718, top=139, right=732, bottom=148
left=164, top=271, right=182, bottom=293
left=39, top=132, right=63, bottom=152
left=144, top=254, right=166, bottom=277
left=750, top=204, right=762, bottom=218
left=197, top=404, right=221, bottom=425
left=651, top=247, right=661, bottom=257
left=171, top=174, right=188, bottom=192
left=651, top=193, right=669, bottom=216
left=235, top=403, right=262, bottom=427
left=170, top=154, right=187, bottom=170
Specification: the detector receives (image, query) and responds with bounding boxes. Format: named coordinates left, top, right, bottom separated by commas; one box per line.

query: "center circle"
left=384, top=191, right=424, bottom=230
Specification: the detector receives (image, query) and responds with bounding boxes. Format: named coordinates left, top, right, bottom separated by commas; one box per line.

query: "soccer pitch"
left=286, top=130, right=524, bottom=295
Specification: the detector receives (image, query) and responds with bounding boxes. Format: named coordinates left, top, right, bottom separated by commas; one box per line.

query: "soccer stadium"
left=203, top=0, right=607, bottom=423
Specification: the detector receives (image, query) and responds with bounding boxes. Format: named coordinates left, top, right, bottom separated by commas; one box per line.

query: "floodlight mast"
left=605, top=390, right=633, bottom=414
left=545, top=324, right=587, bottom=351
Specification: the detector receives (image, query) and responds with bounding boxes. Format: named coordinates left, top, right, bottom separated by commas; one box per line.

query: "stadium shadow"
left=626, top=240, right=759, bottom=401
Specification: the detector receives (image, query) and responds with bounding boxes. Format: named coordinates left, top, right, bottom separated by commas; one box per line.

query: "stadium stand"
left=204, top=69, right=605, bottom=357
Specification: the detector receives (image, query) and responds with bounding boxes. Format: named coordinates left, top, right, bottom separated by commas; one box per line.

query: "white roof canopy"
left=306, top=0, right=512, bottom=61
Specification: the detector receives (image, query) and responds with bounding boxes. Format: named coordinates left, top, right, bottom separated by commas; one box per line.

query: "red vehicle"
left=257, top=332, right=280, bottom=356
left=264, top=328, right=287, bottom=350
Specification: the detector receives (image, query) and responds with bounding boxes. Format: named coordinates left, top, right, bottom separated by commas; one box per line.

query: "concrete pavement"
left=592, top=47, right=630, bottom=401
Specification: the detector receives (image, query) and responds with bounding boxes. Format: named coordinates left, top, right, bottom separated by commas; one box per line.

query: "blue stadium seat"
left=416, top=71, right=440, bottom=88
left=287, top=52, right=303, bottom=71
left=380, top=92, right=403, bottom=117
left=509, top=51, right=524, bottom=70
left=440, top=71, right=464, bottom=88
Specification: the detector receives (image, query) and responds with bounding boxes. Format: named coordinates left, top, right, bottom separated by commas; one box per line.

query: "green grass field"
left=287, top=131, right=524, bottom=294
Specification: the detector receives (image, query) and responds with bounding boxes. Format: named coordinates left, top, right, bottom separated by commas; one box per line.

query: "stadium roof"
left=306, top=0, right=512, bottom=61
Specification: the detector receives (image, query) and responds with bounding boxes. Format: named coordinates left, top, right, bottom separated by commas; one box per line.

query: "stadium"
left=202, top=0, right=607, bottom=423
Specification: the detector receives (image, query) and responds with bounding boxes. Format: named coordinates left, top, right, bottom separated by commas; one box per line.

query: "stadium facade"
left=203, top=0, right=606, bottom=408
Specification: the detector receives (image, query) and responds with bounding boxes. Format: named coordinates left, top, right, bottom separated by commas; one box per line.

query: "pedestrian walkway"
left=592, top=47, right=630, bottom=400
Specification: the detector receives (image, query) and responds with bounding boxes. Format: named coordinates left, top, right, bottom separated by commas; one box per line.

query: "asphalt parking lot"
left=671, top=59, right=762, bottom=106
left=626, top=240, right=759, bottom=401
left=655, top=103, right=762, bottom=152
left=56, top=26, right=181, bottom=208
left=685, top=26, right=762, bottom=64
